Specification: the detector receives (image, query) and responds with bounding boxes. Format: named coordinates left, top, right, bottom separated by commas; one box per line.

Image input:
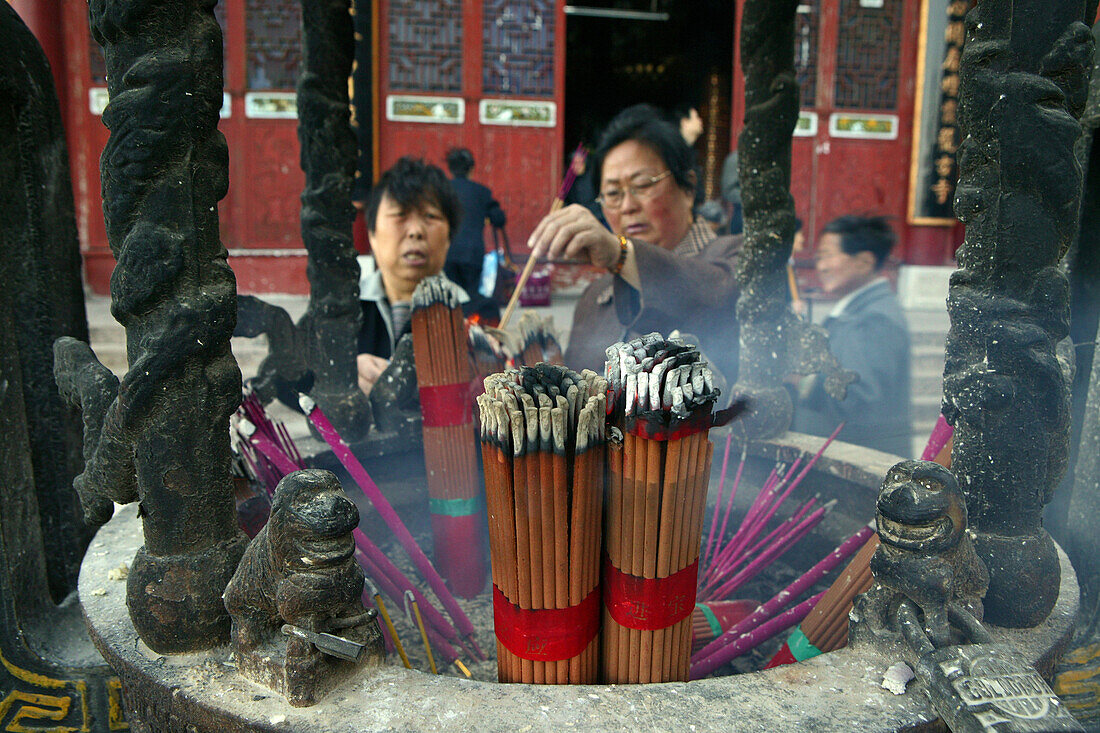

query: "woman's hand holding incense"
left=357, top=353, right=390, bottom=396
left=528, top=204, right=622, bottom=269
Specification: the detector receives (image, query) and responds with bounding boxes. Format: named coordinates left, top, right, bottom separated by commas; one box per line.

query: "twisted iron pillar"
left=298, top=0, right=372, bottom=442
left=62, top=0, right=249, bottom=653
left=731, top=0, right=801, bottom=439
left=947, top=0, right=1092, bottom=627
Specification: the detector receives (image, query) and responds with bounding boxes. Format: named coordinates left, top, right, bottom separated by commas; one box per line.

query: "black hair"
left=821, top=215, right=896, bottom=268
left=366, top=156, right=459, bottom=234
left=593, top=103, right=696, bottom=196
left=445, top=147, right=474, bottom=177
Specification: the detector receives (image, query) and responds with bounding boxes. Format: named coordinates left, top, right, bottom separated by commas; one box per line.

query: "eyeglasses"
left=596, top=170, right=672, bottom=210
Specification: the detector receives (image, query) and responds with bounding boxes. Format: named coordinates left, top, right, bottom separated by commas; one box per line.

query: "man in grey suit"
left=794, top=215, right=912, bottom=457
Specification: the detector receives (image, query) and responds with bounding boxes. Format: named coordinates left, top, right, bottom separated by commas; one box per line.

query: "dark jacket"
left=564, top=229, right=742, bottom=385
left=448, top=176, right=506, bottom=265
left=355, top=256, right=497, bottom=358
left=794, top=279, right=912, bottom=457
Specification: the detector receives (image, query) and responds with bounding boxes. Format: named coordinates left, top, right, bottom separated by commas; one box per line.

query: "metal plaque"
left=919, top=643, right=1083, bottom=732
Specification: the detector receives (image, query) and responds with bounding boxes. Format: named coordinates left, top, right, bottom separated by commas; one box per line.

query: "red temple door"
left=733, top=0, right=921, bottom=263
left=64, top=0, right=311, bottom=294
left=377, top=0, right=566, bottom=249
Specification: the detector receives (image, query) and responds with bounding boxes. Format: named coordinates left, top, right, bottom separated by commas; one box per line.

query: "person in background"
left=671, top=102, right=705, bottom=207
left=697, top=199, right=729, bottom=235
left=527, top=104, right=742, bottom=384
left=443, top=147, right=506, bottom=297
left=356, top=156, right=496, bottom=396
left=672, top=103, right=704, bottom=147
left=793, top=215, right=911, bottom=456
left=562, top=145, right=604, bottom=223
left=720, top=150, right=743, bottom=235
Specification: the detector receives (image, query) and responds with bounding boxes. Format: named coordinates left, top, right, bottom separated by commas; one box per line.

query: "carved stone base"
left=973, top=529, right=1061, bottom=629
left=233, top=625, right=383, bottom=707
left=126, top=534, right=249, bottom=654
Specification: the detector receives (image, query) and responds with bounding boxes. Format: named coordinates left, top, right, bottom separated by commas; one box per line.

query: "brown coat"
left=563, top=234, right=742, bottom=382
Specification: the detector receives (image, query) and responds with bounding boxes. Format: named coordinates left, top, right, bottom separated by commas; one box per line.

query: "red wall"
left=730, top=0, right=962, bottom=268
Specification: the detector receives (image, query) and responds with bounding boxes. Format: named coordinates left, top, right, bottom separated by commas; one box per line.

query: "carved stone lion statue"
left=855, top=460, right=989, bottom=648
left=223, top=468, right=380, bottom=706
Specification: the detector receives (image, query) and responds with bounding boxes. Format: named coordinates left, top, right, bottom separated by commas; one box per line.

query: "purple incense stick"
left=245, top=422, right=303, bottom=475
left=356, top=547, right=461, bottom=664
left=690, top=590, right=827, bottom=678
left=712, top=444, right=748, bottom=565
left=692, top=523, right=875, bottom=669
left=300, top=394, right=484, bottom=660
left=700, top=497, right=819, bottom=596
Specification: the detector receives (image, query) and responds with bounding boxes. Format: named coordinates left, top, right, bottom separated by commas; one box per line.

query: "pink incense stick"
left=711, top=444, right=748, bottom=564
left=353, top=528, right=467, bottom=652
left=245, top=422, right=303, bottom=475
left=703, top=431, right=736, bottom=567
left=703, top=425, right=844, bottom=586
left=700, top=497, right=819, bottom=596
left=692, top=523, right=875, bottom=670
left=920, top=414, right=953, bottom=461
left=356, top=547, right=461, bottom=664
left=690, top=590, right=827, bottom=678
left=246, top=421, right=467, bottom=652
left=706, top=501, right=833, bottom=601
left=701, top=464, right=791, bottom=588
left=713, top=460, right=805, bottom=574
left=300, top=394, right=484, bottom=660
left=555, top=144, right=586, bottom=200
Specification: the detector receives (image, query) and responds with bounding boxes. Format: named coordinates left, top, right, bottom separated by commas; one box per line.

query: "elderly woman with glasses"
left=528, top=104, right=742, bottom=382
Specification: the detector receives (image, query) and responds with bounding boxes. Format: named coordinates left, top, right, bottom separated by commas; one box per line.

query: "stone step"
left=88, top=337, right=271, bottom=380
left=913, top=346, right=946, bottom=373
left=913, top=373, right=944, bottom=395
left=910, top=330, right=947, bottom=349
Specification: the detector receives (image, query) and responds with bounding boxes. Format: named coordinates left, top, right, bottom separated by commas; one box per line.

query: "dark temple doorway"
left=563, top=0, right=736, bottom=200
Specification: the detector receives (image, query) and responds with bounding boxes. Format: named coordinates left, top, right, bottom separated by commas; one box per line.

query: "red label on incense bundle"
left=602, top=556, right=699, bottom=630
left=418, top=383, right=473, bottom=427
left=626, top=409, right=713, bottom=442
left=492, top=585, right=600, bottom=661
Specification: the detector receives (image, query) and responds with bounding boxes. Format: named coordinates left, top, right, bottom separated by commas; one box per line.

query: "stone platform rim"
left=78, top=435, right=1080, bottom=733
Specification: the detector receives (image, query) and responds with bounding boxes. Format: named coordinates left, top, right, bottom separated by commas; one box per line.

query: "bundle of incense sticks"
left=764, top=418, right=956, bottom=668
left=763, top=533, right=879, bottom=668
left=478, top=364, right=608, bottom=684
left=691, top=600, right=759, bottom=651
left=515, top=311, right=564, bottom=367
left=468, top=322, right=512, bottom=386
left=690, top=524, right=875, bottom=678
left=602, top=333, right=721, bottom=683
left=410, top=275, right=485, bottom=599
left=696, top=426, right=844, bottom=603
